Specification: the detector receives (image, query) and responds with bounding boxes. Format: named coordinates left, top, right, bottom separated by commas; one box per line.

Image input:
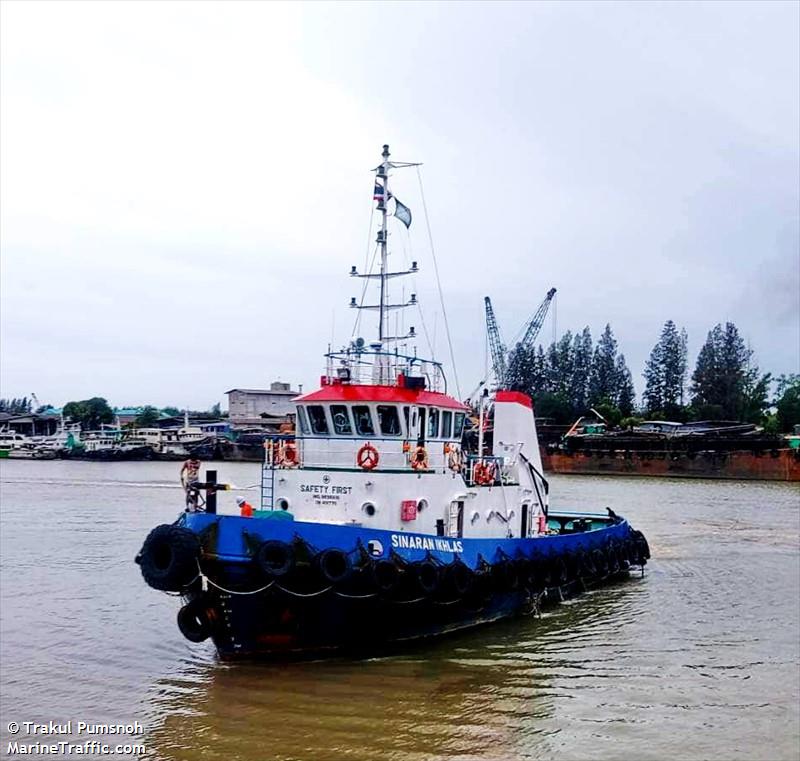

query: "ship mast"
left=377, top=144, right=390, bottom=342
left=350, top=144, right=419, bottom=352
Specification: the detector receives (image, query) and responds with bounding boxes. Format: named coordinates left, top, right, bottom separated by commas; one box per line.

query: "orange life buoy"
left=411, top=446, right=429, bottom=471
left=279, top=441, right=298, bottom=468
left=357, top=443, right=380, bottom=470
left=473, top=460, right=496, bottom=485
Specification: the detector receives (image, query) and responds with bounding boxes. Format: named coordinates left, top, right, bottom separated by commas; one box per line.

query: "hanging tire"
left=547, top=556, right=568, bottom=586
left=579, top=549, right=596, bottom=577
left=563, top=551, right=581, bottom=582
left=413, top=560, right=441, bottom=596
left=316, top=548, right=352, bottom=584
left=527, top=559, right=546, bottom=592
left=256, top=540, right=295, bottom=578
left=373, top=559, right=401, bottom=593
left=491, top=560, right=518, bottom=591
left=445, top=561, right=473, bottom=597
left=605, top=544, right=620, bottom=574
left=136, top=524, right=200, bottom=592
left=177, top=597, right=212, bottom=643
left=631, top=530, right=650, bottom=562
left=591, top=548, right=608, bottom=576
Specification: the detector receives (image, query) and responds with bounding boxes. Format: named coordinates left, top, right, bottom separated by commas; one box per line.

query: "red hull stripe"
left=495, top=390, right=533, bottom=409
left=295, top=385, right=468, bottom=410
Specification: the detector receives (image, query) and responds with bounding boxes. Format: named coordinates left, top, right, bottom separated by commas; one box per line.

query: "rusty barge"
left=539, top=420, right=800, bottom=482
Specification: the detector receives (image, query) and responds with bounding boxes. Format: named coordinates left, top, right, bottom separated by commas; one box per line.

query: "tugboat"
left=136, top=145, right=650, bottom=659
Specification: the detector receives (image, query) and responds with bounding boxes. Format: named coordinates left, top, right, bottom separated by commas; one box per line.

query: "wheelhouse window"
left=427, top=408, right=440, bottom=439
left=453, top=412, right=466, bottom=438
left=441, top=410, right=453, bottom=439
left=297, top=407, right=310, bottom=435
left=330, top=405, right=352, bottom=435
left=307, top=405, right=329, bottom=435
left=377, top=405, right=401, bottom=436
left=352, top=405, right=375, bottom=436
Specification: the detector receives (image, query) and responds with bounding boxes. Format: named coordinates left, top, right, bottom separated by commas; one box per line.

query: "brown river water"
left=0, top=460, right=798, bottom=761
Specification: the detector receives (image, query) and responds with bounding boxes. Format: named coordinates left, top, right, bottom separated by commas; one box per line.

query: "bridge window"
left=307, top=405, right=329, bottom=435
left=441, top=410, right=453, bottom=439
left=330, top=405, right=352, bottom=435
left=377, top=405, right=401, bottom=436
left=297, top=407, right=310, bottom=435
left=454, top=412, right=466, bottom=438
left=352, top=405, right=375, bottom=436
left=427, top=407, right=440, bottom=439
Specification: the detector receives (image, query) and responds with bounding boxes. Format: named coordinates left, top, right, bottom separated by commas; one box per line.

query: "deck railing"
left=260, top=435, right=517, bottom=487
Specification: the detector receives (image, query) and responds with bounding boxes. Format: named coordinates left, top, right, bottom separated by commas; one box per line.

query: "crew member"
left=236, top=496, right=254, bottom=517
left=180, top=454, right=201, bottom=511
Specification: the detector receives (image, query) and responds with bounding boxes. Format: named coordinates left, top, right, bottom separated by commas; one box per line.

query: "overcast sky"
left=1, top=1, right=798, bottom=410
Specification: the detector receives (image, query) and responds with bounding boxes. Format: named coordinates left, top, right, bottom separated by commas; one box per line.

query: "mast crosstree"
left=350, top=144, right=419, bottom=348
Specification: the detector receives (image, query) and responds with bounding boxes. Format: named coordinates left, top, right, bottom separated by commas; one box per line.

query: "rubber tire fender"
left=137, top=524, right=200, bottom=592
left=316, top=548, right=352, bottom=585
left=445, top=560, right=474, bottom=597
left=414, top=560, right=441, bottom=596
left=591, top=547, right=608, bottom=576
left=177, top=597, right=212, bottom=643
left=631, top=529, right=650, bottom=561
left=256, top=540, right=295, bottom=578
left=373, top=559, right=401, bottom=593
left=548, top=555, right=568, bottom=586
left=579, top=549, right=596, bottom=577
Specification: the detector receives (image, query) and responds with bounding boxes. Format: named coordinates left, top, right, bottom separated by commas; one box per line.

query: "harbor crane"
left=484, top=287, right=557, bottom=390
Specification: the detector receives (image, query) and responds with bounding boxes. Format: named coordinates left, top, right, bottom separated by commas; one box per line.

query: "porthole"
left=417, top=498, right=429, bottom=513
left=276, top=498, right=290, bottom=511
left=362, top=502, right=377, bottom=517
left=471, top=510, right=481, bottom=525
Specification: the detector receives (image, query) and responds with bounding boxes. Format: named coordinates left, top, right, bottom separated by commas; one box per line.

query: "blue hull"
left=156, top=511, right=647, bottom=660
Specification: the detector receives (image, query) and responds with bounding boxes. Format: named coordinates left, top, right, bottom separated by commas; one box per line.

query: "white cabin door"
left=447, top=501, right=464, bottom=538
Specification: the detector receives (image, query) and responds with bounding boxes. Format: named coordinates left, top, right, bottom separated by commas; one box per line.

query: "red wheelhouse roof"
left=295, top=384, right=468, bottom=410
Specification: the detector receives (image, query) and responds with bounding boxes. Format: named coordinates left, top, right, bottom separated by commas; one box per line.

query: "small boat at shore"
left=136, top=145, right=650, bottom=660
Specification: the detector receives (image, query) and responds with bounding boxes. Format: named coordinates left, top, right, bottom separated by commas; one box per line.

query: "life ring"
left=136, top=524, right=200, bottom=592
left=473, top=461, right=496, bottom=485
left=447, top=445, right=463, bottom=472
left=357, top=443, right=380, bottom=470
left=411, top=446, right=429, bottom=471
left=279, top=441, right=299, bottom=468
left=177, top=597, right=213, bottom=643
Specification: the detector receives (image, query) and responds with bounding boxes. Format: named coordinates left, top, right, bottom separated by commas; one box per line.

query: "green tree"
left=643, top=320, right=688, bottom=417
left=507, top=344, right=547, bottom=397
left=63, top=397, right=114, bottom=430
left=614, top=354, right=636, bottom=416
left=534, top=391, right=574, bottom=424
left=774, top=374, right=800, bottom=432
left=690, top=322, right=769, bottom=421
left=546, top=331, right=574, bottom=398
left=588, top=324, right=618, bottom=406
left=569, top=327, right=593, bottom=414
left=161, top=406, right=181, bottom=417
left=135, top=406, right=161, bottom=427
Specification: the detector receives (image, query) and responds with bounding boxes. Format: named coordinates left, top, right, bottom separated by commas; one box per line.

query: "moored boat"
left=136, top=145, right=650, bottom=659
